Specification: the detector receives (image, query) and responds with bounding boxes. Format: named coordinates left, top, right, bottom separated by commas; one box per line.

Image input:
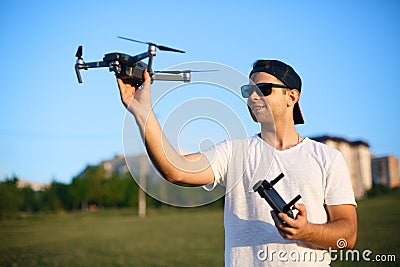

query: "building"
left=371, top=155, right=400, bottom=188
left=16, top=179, right=51, bottom=191
left=100, top=154, right=129, bottom=176
left=312, top=136, right=372, bottom=200
left=100, top=154, right=155, bottom=180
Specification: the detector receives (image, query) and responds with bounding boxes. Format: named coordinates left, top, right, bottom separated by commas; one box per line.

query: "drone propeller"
left=75, top=46, right=83, bottom=59
left=118, top=36, right=185, bottom=53
left=154, top=70, right=219, bottom=74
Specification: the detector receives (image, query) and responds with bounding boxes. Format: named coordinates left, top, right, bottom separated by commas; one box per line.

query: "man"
left=117, top=59, right=357, bottom=266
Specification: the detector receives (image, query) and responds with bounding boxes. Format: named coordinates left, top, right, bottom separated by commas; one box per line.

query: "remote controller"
left=253, top=173, right=301, bottom=220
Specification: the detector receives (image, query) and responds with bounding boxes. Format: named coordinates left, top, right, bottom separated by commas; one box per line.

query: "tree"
left=0, top=177, right=22, bottom=219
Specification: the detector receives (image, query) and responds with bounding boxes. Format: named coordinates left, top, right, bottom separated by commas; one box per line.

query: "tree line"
left=0, top=165, right=161, bottom=219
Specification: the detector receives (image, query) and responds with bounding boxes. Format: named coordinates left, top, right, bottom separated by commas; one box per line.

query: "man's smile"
left=251, top=104, right=266, bottom=112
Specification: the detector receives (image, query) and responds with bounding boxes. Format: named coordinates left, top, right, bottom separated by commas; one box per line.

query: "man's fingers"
left=278, top=213, right=297, bottom=228
left=117, top=77, right=137, bottom=95
left=140, top=70, right=151, bottom=91
left=143, top=69, right=151, bottom=81
left=294, top=203, right=305, bottom=212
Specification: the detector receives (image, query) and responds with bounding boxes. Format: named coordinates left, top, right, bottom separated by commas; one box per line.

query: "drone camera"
left=115, top=61, right=148, bottom=87
left=109, top=61, right=121, bottom=74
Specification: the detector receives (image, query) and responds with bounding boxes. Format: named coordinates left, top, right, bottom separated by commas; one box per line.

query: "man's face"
left=247, top=72, right=289, bottom=124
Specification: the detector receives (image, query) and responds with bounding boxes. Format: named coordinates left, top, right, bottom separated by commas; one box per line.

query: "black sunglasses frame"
left=241, top=83, right=289, bottom=98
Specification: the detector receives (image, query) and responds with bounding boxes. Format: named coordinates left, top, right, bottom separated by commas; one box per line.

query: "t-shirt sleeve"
left=201, top=140, right=231, bottom=191
left=324, top=152, right=357, bottom=206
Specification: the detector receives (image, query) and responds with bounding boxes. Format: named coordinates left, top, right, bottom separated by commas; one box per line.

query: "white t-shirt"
left=203, top=135, right=356, bottom=267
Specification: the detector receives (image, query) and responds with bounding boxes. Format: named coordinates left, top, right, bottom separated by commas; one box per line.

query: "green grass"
left=332, top=189, right=400, bottom=267
left=0, top=207, right=224, bottom=267
left=1, top=189, right=399, bottom=267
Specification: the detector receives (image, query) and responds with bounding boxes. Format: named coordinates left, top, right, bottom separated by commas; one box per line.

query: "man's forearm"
left=134, top=109, right=213, bottom=185
left=134, top=109, right=183, bottom=182
left=300, top=218, right=357, bottom=249
left=273, top=204, right=357, bottom=250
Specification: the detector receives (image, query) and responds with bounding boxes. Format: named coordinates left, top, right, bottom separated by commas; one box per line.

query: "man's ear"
left=287, top=89, right=300, bottom=107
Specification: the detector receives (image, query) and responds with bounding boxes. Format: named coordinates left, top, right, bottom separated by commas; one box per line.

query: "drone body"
left=74, top=37, right=194, bottom=86
left=104, top=52, right=148, bottom=86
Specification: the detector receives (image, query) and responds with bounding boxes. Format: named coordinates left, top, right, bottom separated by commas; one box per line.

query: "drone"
left=74, top=36, right=213, bottom=86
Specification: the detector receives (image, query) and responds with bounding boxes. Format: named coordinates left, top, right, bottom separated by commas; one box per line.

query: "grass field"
left=332, top=189, right=399, bottom=267
left=0, top=206, right=224, bottom=267
left=1, top=189, right=399, bottom=267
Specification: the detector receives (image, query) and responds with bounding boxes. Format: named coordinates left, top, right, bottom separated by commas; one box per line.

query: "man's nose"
left=249, top=90, right=261, bottom=101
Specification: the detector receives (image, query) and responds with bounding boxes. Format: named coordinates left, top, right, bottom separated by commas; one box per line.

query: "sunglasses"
left=241, top=83, right=289, bottom=98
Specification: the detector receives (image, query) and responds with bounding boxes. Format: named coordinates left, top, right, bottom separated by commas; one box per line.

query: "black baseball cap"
left=249, top=60, right=304, bottom=124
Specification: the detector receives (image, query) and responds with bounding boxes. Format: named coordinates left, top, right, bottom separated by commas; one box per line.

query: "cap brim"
left=294, top=102, right=304, bottom=124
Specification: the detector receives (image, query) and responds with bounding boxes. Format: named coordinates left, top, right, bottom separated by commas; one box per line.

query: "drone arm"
left=152, top=73, right=191, bottom=83
left=75, top=60, right=108, bottom=83
left=77, top=61, right=109, bottom=69
left=147, top=54, right=154, bottom=76
left=128, top=51, right=150, bottom=65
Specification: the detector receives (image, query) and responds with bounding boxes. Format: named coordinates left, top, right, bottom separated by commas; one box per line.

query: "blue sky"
left=1, top=1, right=399, bottom=183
